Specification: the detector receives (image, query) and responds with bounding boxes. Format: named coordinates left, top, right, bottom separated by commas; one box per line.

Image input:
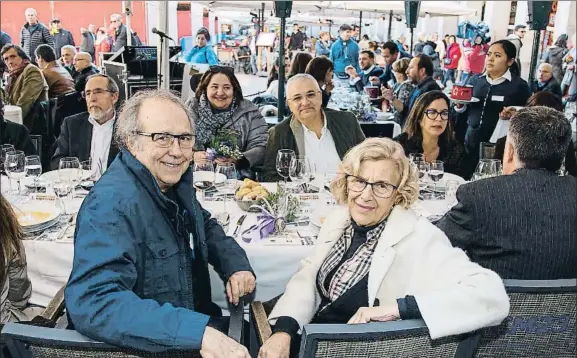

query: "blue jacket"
left=185, top=45, right=218, bottom=65
left=315, top=40, right=331, bottom=57
left=65, top=149, right=253, bottom=352
left=329, top=39, right=360, bottom=74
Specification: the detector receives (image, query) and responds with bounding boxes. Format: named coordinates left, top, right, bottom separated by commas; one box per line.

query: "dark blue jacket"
left=351, top=66, right=384, bottom=93
left=65, top=149, right=253, bottom=352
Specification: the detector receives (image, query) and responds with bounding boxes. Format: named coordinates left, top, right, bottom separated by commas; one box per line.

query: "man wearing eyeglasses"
left=65, top=89, right=255, bottom=357
left=110, top=13, right=127, bottom=52
left=73, top=51, right=99, bottom=93
left=50, top=74, right=119, bottom=172
left=506, top=24, right=526, bottom=76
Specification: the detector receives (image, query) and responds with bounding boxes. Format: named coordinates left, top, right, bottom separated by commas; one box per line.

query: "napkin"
left=240, top=208, right=279, bottom=243
left=490, top=119, right=510, bottom=143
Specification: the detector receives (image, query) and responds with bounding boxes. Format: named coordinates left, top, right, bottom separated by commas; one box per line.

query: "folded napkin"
left=240, top=207, right=287, bottom=243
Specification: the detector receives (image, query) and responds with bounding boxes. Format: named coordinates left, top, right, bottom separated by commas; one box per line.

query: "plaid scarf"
left=317, top=220, right=387, bottom=303
left=5, top=60, right=30, bottom=96
left=194, top=94, right=237, bottom=149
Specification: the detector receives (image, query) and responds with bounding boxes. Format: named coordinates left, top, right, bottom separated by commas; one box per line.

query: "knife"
left=232, top=214, right=247, bottom=238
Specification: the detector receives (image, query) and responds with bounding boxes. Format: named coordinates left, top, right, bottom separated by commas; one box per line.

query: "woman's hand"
left=382, top=88, right=395, bottom=101
left=194, top=151, right=208, bottom=164
left=258, top=332, right=291, bottom=358
left=348, top=305, right=400, bottom=325
left=325, top=80, right=334, bottom=94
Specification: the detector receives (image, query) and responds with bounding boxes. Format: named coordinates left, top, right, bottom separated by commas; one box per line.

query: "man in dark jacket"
left=50, top=18, right=75, bottom=58
left=111, top=13, right=128, bottom=52
left=65, top=89, right=255, bottom=356
left=80, top=24, right=96, bottom=61
left=437, top=107, right=577, bottom=279
left=288, top=24, right=307, bottom=53
left=20, top=8, right=54, bottom=63
left=73, top=51, right=99, bottom=93
left=346, top=50, right=384, bottom=93
left=0, top=98, right=36, bottom=156
left=532, top=63, right=563, bottom=97
left=378, top=41, right=412, bottom=86
left=0, top=30, right=12, bottom=78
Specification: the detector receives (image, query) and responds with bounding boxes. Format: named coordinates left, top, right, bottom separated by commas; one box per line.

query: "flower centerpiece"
left=206, top=129, right=243, bottom=162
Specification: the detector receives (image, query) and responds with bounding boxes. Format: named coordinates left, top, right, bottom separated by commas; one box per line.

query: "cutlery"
left=233, top=214, right=247, bottom=238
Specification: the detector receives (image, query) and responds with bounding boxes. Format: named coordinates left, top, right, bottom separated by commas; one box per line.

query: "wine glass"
left=473, top=159, right=496, bottom=180
left=193, top=161, right=215, bottom=203
left=25, top=155, right=42, bottom=192
left=323, top=170, right=338, bottom=206
left=53, top=179, right=72, bottom=214
left=416, top=160, right=430, bottom=191
left=276, top=149, right=295, bottom=185
left=1, top=144, right=15, bottom=175
left=59, top=157, right=81, bottom=198
left=409, top=153, right=424, bottom=164
left=445, top=180, right=460, bottom=209
left=289, top=157, right=311, bottom=193
left=490, top=159, right=503, bottom=176
left=428, top=161, right=445, bottom=198
left=5, top=150, right=26, bottom=196
left=215, top=162, right=237, bottom=213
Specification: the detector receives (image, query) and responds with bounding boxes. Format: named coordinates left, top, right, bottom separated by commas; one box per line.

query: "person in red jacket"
left=442, top=35, right=461, bottom=88
left=461, top=35, right=489, bottom=84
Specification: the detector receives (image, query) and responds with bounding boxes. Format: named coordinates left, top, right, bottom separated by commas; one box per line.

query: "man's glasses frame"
left=135, top=131, right=196, bottom=149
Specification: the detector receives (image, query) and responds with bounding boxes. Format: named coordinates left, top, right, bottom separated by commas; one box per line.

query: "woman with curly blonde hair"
left=259, top=138, right=510, bottom=358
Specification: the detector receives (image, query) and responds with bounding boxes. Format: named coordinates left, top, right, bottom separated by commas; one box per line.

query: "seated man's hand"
left=345, top=66, right=358, bottom=78
left=201, top=326, right=251, bottom=358
left=226, top=271, right=256, bottom=305
left=348, top=305, right=400, bottom=324
left=369, top=76, right=380, bottom=85
left=258, top=332, right=291, bottom=358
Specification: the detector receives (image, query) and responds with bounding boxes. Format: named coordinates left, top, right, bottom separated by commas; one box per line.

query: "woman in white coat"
left=258, top=138, right=510, bottom=358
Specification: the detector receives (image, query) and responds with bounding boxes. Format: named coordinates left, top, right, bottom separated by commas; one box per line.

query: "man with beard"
left=346, top=50, right=384, bottom=92
left=51, top=74, right=120, bottom=173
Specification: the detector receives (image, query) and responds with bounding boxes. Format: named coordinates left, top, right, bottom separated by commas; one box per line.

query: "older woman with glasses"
left=395, top=90, right=466, bottom=177
left=187, top=66, right=268, bottom=178
left=258, top=138, right=509, bottom=358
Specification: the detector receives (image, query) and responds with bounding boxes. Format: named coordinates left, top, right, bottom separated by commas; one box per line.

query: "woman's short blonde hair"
left=392, top=57, right=410, bottom=76
left=330, top=138, right=418, bottom=208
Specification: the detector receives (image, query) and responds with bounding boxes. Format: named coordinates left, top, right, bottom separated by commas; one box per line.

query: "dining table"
left=2, top=172, right=465, bottom=313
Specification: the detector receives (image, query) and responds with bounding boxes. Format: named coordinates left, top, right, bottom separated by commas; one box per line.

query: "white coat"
left=269, top=205, right=510, bottom=339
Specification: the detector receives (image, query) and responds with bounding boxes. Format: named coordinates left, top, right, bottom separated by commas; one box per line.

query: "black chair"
left=29, top=135, right=42, bottom=159
left=478, top=142, right=496, bottom=160
left=360, top=123, right=395, bottom=138
left=472, top=279, right=577, bottom=357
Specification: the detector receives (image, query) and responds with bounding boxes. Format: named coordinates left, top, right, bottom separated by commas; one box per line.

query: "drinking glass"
left=1, top=144, right=15, bottom=175
left=473, top=159, right=497, bottom=180
left=276, top=149, right=295, bottom=184
left=409, top=153, right=424, bottom=163
left=59, top=157, right=81, bottom=198
left=53, top=179, right=72, bottom=214
left=428, top=161, right=445, bottom=199
left=445, top=180, right=460, bottom=209
left=416, top=160, right=430, bottom=190
left=5, top=150, right=26, bottom=196
left=215, top=162, right=237, bottom=212
left=289, top=157, right=311, bottom=193
left=490, top=159, right=503, bottom=176
left=193, top=161, right=215, bottom=203
left=25, top=155, right=42, bottom=192
left=323, top=170, right=338, bottom=206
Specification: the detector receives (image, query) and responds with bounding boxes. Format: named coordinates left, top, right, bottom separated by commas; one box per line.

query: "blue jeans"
left=442, top=69, right=456, bottom=86
left=250, top=54, right=257, bottom=75
left=460, top=72, right=470, bottom=85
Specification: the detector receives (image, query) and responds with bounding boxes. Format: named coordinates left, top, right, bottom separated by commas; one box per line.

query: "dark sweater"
left=402, top=77, right=441, bottom=122
left=532, top=77, right=563, bottom=98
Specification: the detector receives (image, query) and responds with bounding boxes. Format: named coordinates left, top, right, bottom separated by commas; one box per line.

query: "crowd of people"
left=0, top=13, right=576, bottom=358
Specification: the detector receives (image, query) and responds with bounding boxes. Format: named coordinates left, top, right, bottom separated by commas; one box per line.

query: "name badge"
left=491, top=95, right=505, bottom=102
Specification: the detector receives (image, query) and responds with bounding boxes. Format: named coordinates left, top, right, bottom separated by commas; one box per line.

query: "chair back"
left=479, top=142, right=496, bottom=160
left=473, top=279, right=577, bottom=357
left=2, top=323, right=199, bottom=358
left=299, top=319, right=477, bottom=358
left=360, top=123, right=395, bottom=138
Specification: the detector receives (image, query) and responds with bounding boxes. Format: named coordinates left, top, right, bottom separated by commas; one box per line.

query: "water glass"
left=409, top=153, right=425, bottom=163
left=215, top=162, right=237, bottom=212
left=490, top=159, right=503, bottom=176
left=5, top=150, right=26, bottom=196
left=53, top=179, right=72, bottom=214
left=59, top=157, right=81, bottom=197
left=323, top=170, right=338, bottom=206
left=276, top=149, right=295, bottom=184
left=25, top=155, right=42, bottom=191
left=416, top=161, right=430, bottom=190
left=473, top=159, right=497, bottom=180
left=193, top=161, right=215, bottom=203
left=445, top=180, right=460, bottom=209
left=428, top=161, right=445, bottom=199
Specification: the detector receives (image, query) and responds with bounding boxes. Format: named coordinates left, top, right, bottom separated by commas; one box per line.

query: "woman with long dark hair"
left=395, top=90, right=465, bottom=176
left=305, top=56, right=334, bottom=108
left=455, top=40, right=530, bottom=163
left=287, top=52, right=313, bottom=79
left=0, top=193, right=32, bottom=323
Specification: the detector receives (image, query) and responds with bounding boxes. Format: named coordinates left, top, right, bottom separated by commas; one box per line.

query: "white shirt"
left=302, top=114, right=341, bottom=176
left=88, top=115, right=115, bottom=176
left=482, top=69, right=512, bottom=86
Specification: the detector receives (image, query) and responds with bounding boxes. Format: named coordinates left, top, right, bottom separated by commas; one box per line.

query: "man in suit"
left=80, top=24, right=96, bottom=61
left=346, top=50, right=384, bottom=93
left=261, top=74, right=365, bottom=181
left=437, top=106, right=577, bottom=279
left=51, top=74, right=120, bottom=173
left=376, top=41, right=411, bottom=87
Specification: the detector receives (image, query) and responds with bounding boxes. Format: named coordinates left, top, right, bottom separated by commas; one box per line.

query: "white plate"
left=40, top=169, right=92, bottom=183
left=13, top=199, right=63, bottom=228
left=449, top=96, right=480, bottom=104
left=193, top=171, right=226, bottom=185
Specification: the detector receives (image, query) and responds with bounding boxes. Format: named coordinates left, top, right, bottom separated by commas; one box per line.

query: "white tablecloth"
left=5, top=105, right=23, bottom=125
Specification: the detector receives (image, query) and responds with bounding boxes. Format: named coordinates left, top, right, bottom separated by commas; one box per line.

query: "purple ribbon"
left=240, top=207, right=277, bottom=243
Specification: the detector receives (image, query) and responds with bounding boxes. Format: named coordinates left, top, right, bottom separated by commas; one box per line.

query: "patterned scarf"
left=194, top=94, right=237, bottom=148
left=5, top=60, right=31, bottom=97
left=317, top=220, right=388, bottom=303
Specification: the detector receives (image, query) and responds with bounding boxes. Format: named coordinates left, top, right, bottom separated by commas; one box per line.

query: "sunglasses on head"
left=209, top=65, right=235, bottom=74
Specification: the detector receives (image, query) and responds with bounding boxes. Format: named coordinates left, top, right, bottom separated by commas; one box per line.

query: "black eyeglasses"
left=135, top=132, right=196, bottom=148
left=346, top=174, right=398, bottom=199
left=209, top=65, right=235, bottom=74
left=424, top=109, right=450, bottom=121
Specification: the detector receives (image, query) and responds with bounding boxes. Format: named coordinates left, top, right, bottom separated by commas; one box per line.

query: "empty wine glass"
left=276, top=149, right=295, bottom=185
left=289, top=157, right=311, bottom=193
left=416, top=160, right=430, bottom=191
left=1, top=144, right=15, bottom=175
left=490, top=159, right=503, bottom=176
left=323, top=170, right=338, bottom=206
left=59, top=157, right=81, bottom=198
left=5, top=150, right=26, bottom=196
left=409, top=153, right=425, bottom=164
left=25, top=155, right=42, bottom=192
left=193, top=161, right=215, bottom=203
left=473, top=159, right=497, bottom=180
left=53, top=179, right=72, bottom=214
left=445, top=180, right=460, bottom=209
left=215, top=162, right=237, bottom=213
left=428, top=161, right=445, bottom=199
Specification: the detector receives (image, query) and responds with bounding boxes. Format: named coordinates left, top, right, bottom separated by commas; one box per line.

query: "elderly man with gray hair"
left=532, top=62, right=562, bottom=97
left=19, top=8, right=54, bottom=62
left=261, top=74, right=365, bottom=181
left=437, top=106, right=577, bottom=280
left=110, top=13, right=128, bottom=51
left=65, top=89, right=255, bottom=357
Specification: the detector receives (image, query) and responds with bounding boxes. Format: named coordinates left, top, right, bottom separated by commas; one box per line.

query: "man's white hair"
left=61, top=45, right=77, bottom=54
left=25, top=8, right=37, bottom=16
left=538, top=62, right=552, bottom=71
left=110, top=13, right=122, bottom=21
left=286, top=73, right=321, bottom=92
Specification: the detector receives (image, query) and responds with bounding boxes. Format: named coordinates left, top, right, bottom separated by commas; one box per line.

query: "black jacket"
left=20, top=23, right=54, bottom=60
left=74, top=66, right=99, bottom=93
left=80, top=31, right=96, bottom=57
left=52, top=28, right=75, bottom=58
left=0, top=117, right=37, bottom=156
left=401, top=76, right=441, bottom=121
left=288, top=31, right=307, bottom=51
left=437, top=169, right=577, bottom=279
left=50, top=112, right=119, bottom=170
left=532, top=77, right=563, bottom=98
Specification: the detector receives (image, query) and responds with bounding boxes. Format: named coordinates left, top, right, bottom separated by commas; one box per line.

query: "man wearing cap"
left=20, top=8, right=54, bottom=63
left=50, top=18, right=75, bottom=59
